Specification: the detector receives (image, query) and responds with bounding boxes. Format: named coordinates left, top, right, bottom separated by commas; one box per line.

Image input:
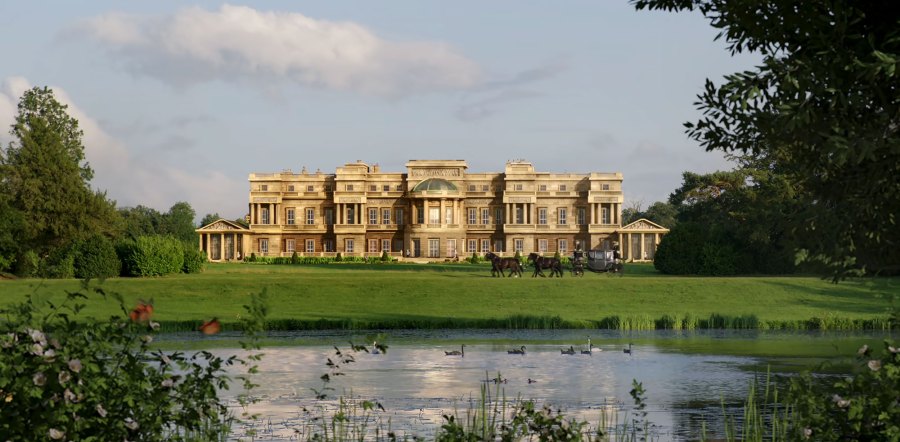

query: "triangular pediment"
left=621, top=218, right=669, bottom=232
left=196, top=219, right=250, bottom=232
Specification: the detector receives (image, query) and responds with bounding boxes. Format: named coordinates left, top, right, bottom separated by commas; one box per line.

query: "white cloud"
left=0, top=76, right=244, bottom=219
left=74, top=5, right=481, bottom=97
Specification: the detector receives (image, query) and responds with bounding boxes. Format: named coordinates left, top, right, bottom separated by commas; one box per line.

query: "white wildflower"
left=141, top=335, right=153, bottom=344
left=160, top=353, right=171, bottom=365
left=888, top=346, right=898, bottom=354
left=42, top=348, right=56, bottom=361
left=149, top=321, right=160, bottom=331
left=68, top=359, right=82, bottom=373
left=857, top=344, right=869, bottom=356
left=832, top=394, right=850, bottom=408
left=64, top=389, right=77, bottom=403
left=58, top=370, right=71, bottom=385
left=96, top=404, right=108, bottom=417
left=27, top=328, right=46, bottom=345
left=161, top=378, right=174, bottom=388
left=50, top=338, right=61, bottom=349
left=30, top=343, right=44, bottom=356
left=803, top=428, right=812, bottom=439
left=868, top=360, right=882, bottom=371
left=48, top=428, right=65, bottom=440
left=124, top=417, right=139, bottom=430
left=33, top=372, right=46, bottom=387
left=1, top=332, right=16, bottom=348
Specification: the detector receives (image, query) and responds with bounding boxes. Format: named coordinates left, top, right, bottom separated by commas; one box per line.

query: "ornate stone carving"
left=253, top=197, right=278, bottom=203
left=464, top=199, right=494, bottom=205
left=411, top=169, right=460, bottom=177
left=338, top=197, right=362, bottom=203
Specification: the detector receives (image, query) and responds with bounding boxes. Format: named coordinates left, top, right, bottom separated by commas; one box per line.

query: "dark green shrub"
left=40, top=245, right=76, bottom=279
left=654, top=222, right=706, bottom=275
left=248, top=252, right=256, bottom=262
left=698, top=243, right=739, bottom=276
left=182, top=246, right=206, bottom=274
left=291, top=251, right=299, bottom=264
left=469, top=252, right=479, bottom=264
left=117, top=236, right=184, bottom=277
left=381, top=250, right=390, bottom=262
left=335, top=252, right=343, bottom=262
left=74, top=235, right=121, bottom=279
left=14, top=250, right=39, bottom=277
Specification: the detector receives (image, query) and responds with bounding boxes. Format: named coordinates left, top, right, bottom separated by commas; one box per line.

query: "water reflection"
left=215, top=342, right=759, bottom=441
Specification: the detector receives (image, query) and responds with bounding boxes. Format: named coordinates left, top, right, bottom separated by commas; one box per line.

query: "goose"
left=623, top=343, right=633, bottom=354
left=445, top=344, right=465, bottom=356
left=561, top=346, right=576, bottom=355
left=507, top=345, right=526, bottom=355
left=581, top=337, right=593, bottom=354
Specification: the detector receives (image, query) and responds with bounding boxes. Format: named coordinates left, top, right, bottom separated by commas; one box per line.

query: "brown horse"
left=528, top=253, right=564, bottom=277
left=485, top=252, right=523, bottom=277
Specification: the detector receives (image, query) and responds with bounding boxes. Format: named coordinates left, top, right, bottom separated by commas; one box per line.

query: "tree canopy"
left=634, top=0, right=900, bottom=277
left=0, top=87, right=119, bottom=267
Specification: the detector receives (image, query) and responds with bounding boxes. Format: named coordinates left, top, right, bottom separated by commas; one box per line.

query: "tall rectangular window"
left=428, top=207, right=440, bottom=224
left=369, top=239, right=378, bottom=253
left=559, top=239, right=568, bottom=253
left=468, top=208, right=477, bottom=225
left=323, top=239, right=334, bottom=252
left=306, top=208, right=315, bottom=225
left=428, top=239, right=439, bottom=258
left=578, top=208, right=586, bottom=225
left=481, top=239, right=490, bottom=254
left=369, top=208, right=378, bottom=225
left=447, top=239, right=457, bottom=257
left=445, top=207, right=453, bottom=224
left=495, top=207, right=503, bottom=224
left=515, top=206, right=524, bottom=224
left=481, top=208, right=489, bottom=224
left=382, top=239, right=390, bottom=252
left=261, top=208, right=269, bottom=225
left=382, top=208, right=390, bottom=224
left=306, top=239, right=315, bottom=253
left=396, top=208, right=404, bottom=225
left=538, top=208, right=547, bottom=225
left=601, top=207, right=610, bottom=224
left=345, top=239, right=354, bottom=253
left=347, top=206, right=355, bottom=225
left=514, top=238, right=524, bottom=253
left=494, top=240, right=504, bottom=252
left=259, top=238, right=269, bottom=254
left=286, top=208, right=295, bottom=225
left=468, top=239, right=477, bottom=253
left=559, top=208, right=568, bottom=225
left=325, top=208, right=333, bottom=225
left=286, top=239, right=295, bottom=253
left=538, top=239, right=548, bottom=253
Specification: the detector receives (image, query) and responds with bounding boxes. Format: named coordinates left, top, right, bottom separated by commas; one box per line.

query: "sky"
left=0, top=1, right=758, bottom=221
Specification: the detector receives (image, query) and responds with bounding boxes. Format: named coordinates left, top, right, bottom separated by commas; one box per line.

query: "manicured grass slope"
left=1, top=263, right=895, bottom=330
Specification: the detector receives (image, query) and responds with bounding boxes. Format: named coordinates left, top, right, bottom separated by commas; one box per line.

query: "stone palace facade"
left=197, top=160, right=667, bottom=262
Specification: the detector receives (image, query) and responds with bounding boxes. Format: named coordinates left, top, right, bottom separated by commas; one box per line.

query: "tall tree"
left=0, top=87, right=119, bottom=260
left=160, top=201, right=197, bottom=244
left=634, top=0, right=900, bottom=277
left=199, top=212, right=221, bottom=228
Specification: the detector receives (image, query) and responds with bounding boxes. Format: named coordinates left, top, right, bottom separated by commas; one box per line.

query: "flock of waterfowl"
left=440, top=337, right=635, bottom=358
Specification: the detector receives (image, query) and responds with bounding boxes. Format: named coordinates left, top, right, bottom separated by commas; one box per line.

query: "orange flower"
left=129, top=301, right=153, bottom=323
left=198, top=318, right=221, bottom=335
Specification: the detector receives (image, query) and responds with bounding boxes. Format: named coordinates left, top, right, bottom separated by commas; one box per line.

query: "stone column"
left=198, top=234, right=203, bottom=257
left=505, top=204, right=510, bottom=224
left=530, top=203, right=536, bottom=225
left=411, top=202, right=417, bottom=225
left=219, top=233, right=225, bottom=261
left=590, top=204, right=596, bottom=225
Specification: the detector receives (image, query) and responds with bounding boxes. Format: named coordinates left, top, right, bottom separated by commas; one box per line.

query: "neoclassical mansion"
left=197, top=160, right=668, bottom=262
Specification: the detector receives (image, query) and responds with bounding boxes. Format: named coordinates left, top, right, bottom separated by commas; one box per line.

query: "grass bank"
left=0, top=262, right=896, bottom=332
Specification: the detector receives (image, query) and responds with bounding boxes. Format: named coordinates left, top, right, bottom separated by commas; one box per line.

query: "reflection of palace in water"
left=196, top=160, right=668, bottom=262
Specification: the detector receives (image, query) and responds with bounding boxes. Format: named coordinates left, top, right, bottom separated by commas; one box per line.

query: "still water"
left=176, top=330, right=877, bottom=441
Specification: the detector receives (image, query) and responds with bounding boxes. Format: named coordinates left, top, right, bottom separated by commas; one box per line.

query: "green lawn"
left=1, top=262, right=896, bottom=332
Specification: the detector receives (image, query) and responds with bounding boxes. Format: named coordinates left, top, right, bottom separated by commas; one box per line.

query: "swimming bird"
left=623, top=343, right=633, bottom=354
left=581, top=337, right=593, bottom=354
left=561, top=346, right=576, bottom=355
left=445, top=344, right=465, bottom=356
left=372, top=341, right=381, bottom=355
left=527, top=378, right=537, bottom=384
left=508, top=345, right=526, bottom=355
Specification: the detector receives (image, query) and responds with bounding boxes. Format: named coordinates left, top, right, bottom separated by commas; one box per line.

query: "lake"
left=165, top=329, right=886, bottom=441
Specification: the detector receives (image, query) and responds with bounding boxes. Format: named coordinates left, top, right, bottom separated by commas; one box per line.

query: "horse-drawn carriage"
left=571, top=251, right=585, bottom=276
left=585, top=248, right=624, bottom=274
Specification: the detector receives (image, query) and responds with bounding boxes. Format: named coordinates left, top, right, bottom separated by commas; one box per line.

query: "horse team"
left=484, top=252, right=564, bottom=278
